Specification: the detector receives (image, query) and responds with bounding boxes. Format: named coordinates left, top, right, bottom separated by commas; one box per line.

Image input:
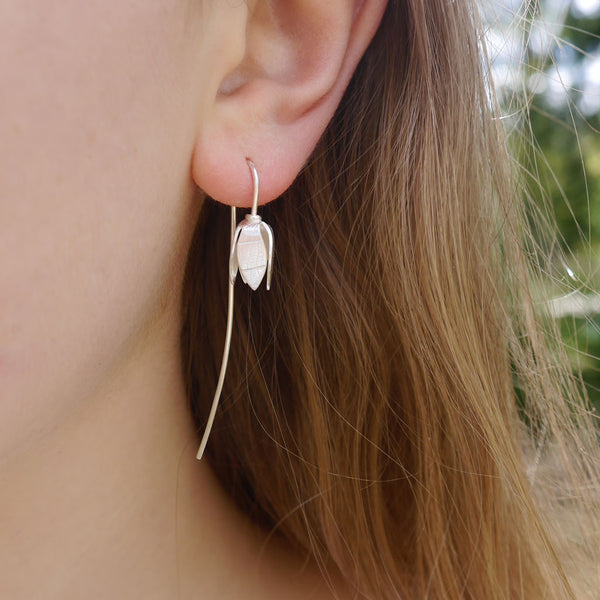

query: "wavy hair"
left=181, top=0, right=600, bottom=597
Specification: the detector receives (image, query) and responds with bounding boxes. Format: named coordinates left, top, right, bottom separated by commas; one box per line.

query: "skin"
left=0, top=0, right=386, bottom=597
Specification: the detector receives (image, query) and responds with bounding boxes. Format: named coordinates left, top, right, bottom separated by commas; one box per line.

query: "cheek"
left=0, top=0, right=208, bottom=457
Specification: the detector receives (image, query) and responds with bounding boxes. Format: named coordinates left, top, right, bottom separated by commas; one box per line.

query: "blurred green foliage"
left=560, top=315, right=600, bottom=407
left=525, top=11, right=600, bottom=254
left=516, top=3, right=600, bottom=411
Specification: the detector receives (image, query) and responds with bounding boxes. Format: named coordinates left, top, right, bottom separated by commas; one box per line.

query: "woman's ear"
left=191, top=0, right=388, bottom=208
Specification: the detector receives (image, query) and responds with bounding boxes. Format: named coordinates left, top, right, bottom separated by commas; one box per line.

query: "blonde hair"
left=181, top=0, right=600, bottom=597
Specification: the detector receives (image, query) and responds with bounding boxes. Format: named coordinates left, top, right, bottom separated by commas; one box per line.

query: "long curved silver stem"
left=196, top=206, right=237, bottom=460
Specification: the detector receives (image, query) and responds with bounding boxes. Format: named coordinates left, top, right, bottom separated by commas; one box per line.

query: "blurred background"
left=482, top=0, right=600, bottom=412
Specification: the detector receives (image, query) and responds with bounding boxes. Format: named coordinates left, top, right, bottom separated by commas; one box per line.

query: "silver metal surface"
left=196, top=158, right=275, bottom=460
left=196, top=206, right=237, bottom=460
left=247, top=159, right=259, bottom=216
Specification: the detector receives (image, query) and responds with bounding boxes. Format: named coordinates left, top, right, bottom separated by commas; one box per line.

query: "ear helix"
left=196, top=159, right=275, bottom=460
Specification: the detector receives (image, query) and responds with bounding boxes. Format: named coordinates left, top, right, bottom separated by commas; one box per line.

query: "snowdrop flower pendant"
left=229, top=161, right=274, bottom=291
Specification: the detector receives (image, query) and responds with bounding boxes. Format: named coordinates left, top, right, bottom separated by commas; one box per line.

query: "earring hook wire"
left=247, top=158, right=259, bottom=216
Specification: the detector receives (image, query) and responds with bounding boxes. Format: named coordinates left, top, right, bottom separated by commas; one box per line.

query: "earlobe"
left=191, top=0, right=388, bottom=208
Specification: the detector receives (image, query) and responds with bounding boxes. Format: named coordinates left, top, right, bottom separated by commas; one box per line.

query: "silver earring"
left=196, top=159, right=275, bottom=460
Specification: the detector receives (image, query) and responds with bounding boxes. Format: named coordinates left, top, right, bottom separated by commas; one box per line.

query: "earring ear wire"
left=196, top=158, right=275, bottom=460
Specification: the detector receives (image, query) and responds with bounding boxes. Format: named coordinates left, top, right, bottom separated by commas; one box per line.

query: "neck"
left=0, top=297, right=199, bottom=597
left=0, top=294, right=344, bottom=599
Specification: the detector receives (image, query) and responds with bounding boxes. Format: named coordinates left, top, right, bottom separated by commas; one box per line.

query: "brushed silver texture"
left=229, top=215, right=274, bottom=290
